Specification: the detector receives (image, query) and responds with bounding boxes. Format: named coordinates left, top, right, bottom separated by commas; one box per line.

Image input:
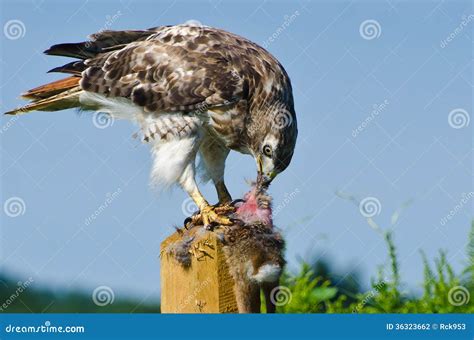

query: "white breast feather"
left=80, top=91, right=205, bottom=189
left=79, top=91, right=144, bottom=121
left=151, top=136, right=201, bottom=188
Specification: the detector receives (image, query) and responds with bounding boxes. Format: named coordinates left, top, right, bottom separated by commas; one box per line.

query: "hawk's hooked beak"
left=256, top=155, right=276, bottom=189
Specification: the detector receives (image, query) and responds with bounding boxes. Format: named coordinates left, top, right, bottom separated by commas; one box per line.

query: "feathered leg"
left=150, top=124, right=234, bottom=229
left=181, top=164, right=234, bottom=228
left=199, top=134, right=232, bottom=204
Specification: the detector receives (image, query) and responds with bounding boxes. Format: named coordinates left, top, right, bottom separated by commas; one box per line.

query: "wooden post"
left=160, top=228, right=239, bottom=313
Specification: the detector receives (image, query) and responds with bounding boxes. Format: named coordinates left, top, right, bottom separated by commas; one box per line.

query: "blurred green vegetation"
left=0, top=275, right=159, bottom=313
left=276, top=222, right=474, bottom=314
left=1, top=223, right=472, bottom=313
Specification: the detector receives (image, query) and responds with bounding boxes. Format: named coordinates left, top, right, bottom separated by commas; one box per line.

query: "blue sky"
left=1, top=0, right=472, bottom=302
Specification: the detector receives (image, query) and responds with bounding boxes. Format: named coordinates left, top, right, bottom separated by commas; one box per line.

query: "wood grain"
left=160, top=228, right=238, bottom=313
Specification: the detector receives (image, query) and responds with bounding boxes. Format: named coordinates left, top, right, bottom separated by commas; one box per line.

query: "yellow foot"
left=213, top=201, right=237, bottom=215
left=184, top=204, right=236, bottom=230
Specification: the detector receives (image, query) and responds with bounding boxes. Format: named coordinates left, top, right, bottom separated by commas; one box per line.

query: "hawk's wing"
left=6, top=26, right=249, bottom=116
left=80, top=39, right=245, bottom=113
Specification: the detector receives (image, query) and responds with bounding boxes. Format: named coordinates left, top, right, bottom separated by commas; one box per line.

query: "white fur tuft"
left=249, top=263, right=282, bottom=283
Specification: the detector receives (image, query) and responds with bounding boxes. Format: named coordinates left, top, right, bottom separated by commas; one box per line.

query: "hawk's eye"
left=263, top=145, right=272, bottom=157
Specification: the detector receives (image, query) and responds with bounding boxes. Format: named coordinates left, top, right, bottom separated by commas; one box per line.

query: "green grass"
left=276, top=222, right=474, bottom=313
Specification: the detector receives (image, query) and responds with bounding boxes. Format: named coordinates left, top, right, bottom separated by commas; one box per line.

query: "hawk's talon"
left=183, top=216, right=192, bottom=225
left=230, top=198, right=245, bottom=206
left=229, top=217, right=244, bottom=226
left=185, top=204, right=235, bottom=228
left=214, top=203, right=237, bottom=216
left=204, top=222, right=219, bottom=231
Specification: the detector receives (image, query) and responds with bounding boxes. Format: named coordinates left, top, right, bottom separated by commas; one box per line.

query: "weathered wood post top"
left=160, top=227, right=238, bottom=313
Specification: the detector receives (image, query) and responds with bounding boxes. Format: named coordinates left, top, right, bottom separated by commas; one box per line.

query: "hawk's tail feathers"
left=5, top=29, right=162, bottom=116
left=4, top=76, right=82, bottom=115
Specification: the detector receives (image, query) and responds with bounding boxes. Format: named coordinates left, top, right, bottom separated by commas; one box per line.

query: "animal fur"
left=218, top=220, right=285, bottom=313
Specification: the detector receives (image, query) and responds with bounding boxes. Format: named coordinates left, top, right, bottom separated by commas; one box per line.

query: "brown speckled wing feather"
left=80, top=29, right=246, bottom=113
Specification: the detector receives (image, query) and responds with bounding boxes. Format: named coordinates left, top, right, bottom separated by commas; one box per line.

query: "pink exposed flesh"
left=235, top=186, right=272, bottom=226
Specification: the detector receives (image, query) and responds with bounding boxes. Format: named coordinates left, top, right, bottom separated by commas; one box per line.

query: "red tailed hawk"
left=5, top=24, right=298, bottom=227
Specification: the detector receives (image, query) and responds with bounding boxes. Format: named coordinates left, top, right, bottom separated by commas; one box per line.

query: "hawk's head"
left=250, top=102, right=298, bottom=187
